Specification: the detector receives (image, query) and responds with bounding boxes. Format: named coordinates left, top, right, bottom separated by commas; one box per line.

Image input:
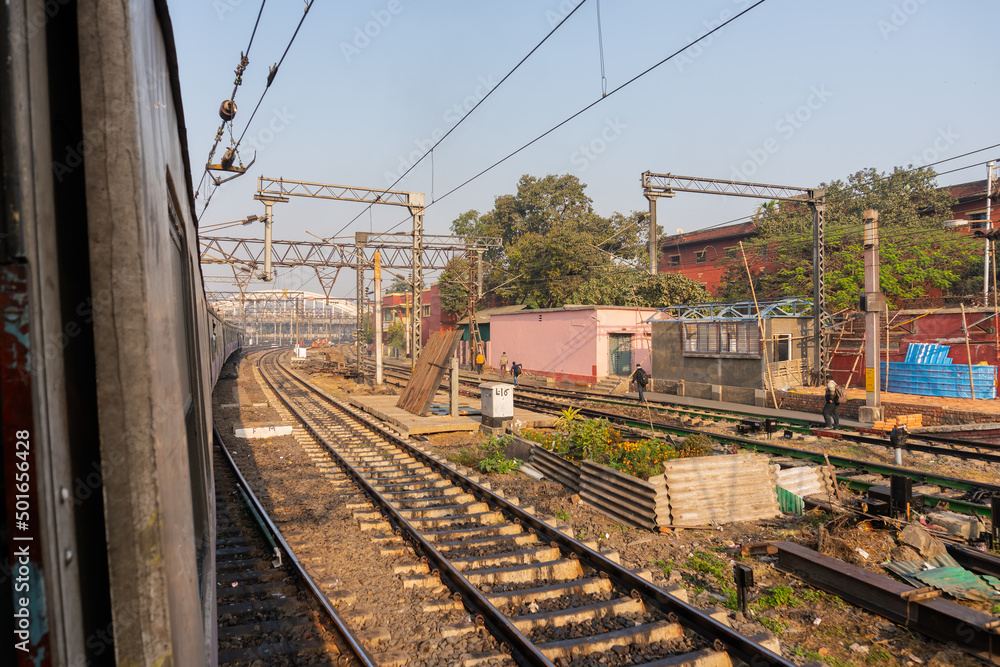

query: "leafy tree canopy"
left=445, top=174, right=688, bottom=311
left=715, top=166, right=973, bottom=310
left=386, top=320, right=407, bottom=350
left=385, top=276, right=411, bottom=294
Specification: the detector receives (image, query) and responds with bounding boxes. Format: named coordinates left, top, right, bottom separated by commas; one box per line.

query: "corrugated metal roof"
left=456, top=304, right=528, bottom=325
left=658, top=221, right=757, bottom=247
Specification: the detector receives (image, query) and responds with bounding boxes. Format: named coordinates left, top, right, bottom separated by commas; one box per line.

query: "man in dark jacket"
left=823, top=380, right=840, bottom=428
left=632, top=364, right=648, bottom=402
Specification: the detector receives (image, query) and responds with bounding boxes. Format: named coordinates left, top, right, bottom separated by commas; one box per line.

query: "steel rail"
left=257, top=351, right=554, bottom=666
left=374, top=358, right=1000, bottom=456
left=508, top=393, right=998, bottom=518
left=214, top=425, right=379, bottom=667
left=775, top=542, right=1000, bottom=665
left=373, top=363, right=997, bottom=515
left=264, top=351, right=796, bottom=667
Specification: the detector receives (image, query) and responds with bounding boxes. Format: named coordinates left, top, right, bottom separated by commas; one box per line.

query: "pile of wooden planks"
left=396, top=329, right=463, bottom=416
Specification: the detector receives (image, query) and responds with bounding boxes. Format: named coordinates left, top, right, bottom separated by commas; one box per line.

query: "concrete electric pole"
left=859, top=209, right=884, bottom=425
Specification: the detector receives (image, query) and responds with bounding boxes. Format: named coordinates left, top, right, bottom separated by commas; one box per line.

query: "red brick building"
left=656, top=221, right=758, bottom=294
left=655, top=177, right=1000, bottom=295
left=944, top=179, right=1000, bottom=230
left=419, top=283, right=458, bottom=346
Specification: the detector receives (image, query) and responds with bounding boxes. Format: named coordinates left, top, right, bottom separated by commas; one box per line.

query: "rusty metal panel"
left=777, top=541, right=1000, bottom=665
left=1, top=264, right=52, bottom=665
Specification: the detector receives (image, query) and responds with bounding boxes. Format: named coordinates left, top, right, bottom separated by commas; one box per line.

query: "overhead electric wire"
left=326, top=0, right=591, bottom=241
left=378, top=0, right=769, bottom=236
left=427, top=1, right=769, bottom=210
left=234, top=0, right=316, bottom=149
left=200, top=0, right=317, bottom=221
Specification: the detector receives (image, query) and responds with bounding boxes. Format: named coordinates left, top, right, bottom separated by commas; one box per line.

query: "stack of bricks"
left=871, top=413, right=923, bottom=432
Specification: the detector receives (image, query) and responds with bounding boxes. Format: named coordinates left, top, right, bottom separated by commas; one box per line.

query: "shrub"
left=608, top=438, right=677, bottom=478
left=678, top=433, right=714, bottom=457
left=477, top=435, right=522, bottom=474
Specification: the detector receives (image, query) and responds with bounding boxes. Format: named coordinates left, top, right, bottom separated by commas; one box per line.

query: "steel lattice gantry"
left=641, top=171, right=827, bottom=383
left=205, top=289, right=357, bottom=345
left=199, top=233, right=500, bottom=357
left=255, top=176, right=428, bottom=360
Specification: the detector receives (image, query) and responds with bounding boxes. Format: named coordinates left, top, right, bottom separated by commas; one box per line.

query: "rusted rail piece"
left=775, top=541, right=1000, bottom=665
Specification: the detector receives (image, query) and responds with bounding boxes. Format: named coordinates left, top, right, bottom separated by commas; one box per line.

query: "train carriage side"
left=1, top=0, right=236, bottom=665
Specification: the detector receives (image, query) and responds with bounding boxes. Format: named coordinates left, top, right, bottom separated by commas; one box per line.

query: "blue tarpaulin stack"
left=879, top=343, right=996, bottom=399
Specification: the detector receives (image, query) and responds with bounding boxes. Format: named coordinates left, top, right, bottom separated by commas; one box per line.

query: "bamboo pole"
left=843, top=333, right=865, bottom=390
left=884, top=304, right=890, bottom=393
left=961, top=303, right=977, bottom=400
left=740, top=242, right=778, bottom=409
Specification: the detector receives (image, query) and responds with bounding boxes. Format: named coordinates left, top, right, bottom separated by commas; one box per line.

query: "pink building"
left=488, top=306, right=656, bottom=384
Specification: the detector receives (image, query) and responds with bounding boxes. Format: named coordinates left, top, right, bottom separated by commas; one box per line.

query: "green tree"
left=386, top=320, right=406, bottom=351
left=570, top=268, right=710, bottom=307
left=449, top=174, right=670, bottom=309
left=716, top=166, right=968, bottom=310
left=438, top=257, right=471, bottom=316
left=385, top=276, right=410, bottom=294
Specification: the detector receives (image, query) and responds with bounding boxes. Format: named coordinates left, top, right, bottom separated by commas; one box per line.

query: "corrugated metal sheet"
left=776, top=486, right=804, bottom=515
left=578, top=461, right=666, bottom=531
left=883, top=554, right=1000, bottom=601
left=663, top=453, right=779, bottom=525
left=770, top=464, right=836, bottom=500
left=528, top=446, right=581, bottom=492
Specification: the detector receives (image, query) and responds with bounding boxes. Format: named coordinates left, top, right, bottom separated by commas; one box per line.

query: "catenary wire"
left=325, top=0, right=591, bottom=241
left=196, top=0, right=269, bottom=199
left=376, top=0, right=769, bottom=236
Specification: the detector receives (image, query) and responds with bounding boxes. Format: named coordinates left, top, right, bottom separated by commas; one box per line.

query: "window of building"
left=724, top=247, right=738, bottom=259
left=773, top=333, right=792, bottom=362
left=695, top=251, right=707, bottom=263
left=383, top=311, right=393, bottom=322
left=422, top=305, right=431, bottom=317
left=683, top=321, right=759, bottom=356
left=969, top=212, right=988, bottom=221
left=668, top=254, right=681, bottom=267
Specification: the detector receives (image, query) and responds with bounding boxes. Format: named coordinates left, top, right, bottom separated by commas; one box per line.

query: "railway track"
left=214, top=429, right=376, bottom=666
left=369, top=358, right=1000, bottom=462
left=363, top=360, right=998, bottom=518
left=259, top=349, right=796, bottom=667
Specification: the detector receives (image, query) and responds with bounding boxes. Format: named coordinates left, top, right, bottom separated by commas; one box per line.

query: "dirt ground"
left=222, top=352, right=998, bottom=667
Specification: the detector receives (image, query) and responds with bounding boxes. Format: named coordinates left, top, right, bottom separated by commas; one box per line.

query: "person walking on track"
left=499, top=352, right=508, bottom=378
left=510, top=362, right=522, bottom=386
left=632, top=363, right=648, bottom=402
left=823, top=379, right=843, bottom=429
left=475, top=349, right=485, bottom=375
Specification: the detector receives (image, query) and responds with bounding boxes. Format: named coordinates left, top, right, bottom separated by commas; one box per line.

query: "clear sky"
left=172, top=0, right=1000, bottom=297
